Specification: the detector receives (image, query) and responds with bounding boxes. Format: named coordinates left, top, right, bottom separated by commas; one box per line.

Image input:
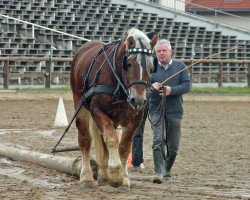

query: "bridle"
left=124, top=38, right=154, bottom=89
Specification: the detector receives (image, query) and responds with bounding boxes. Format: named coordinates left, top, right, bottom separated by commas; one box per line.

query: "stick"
left=160, top=45, right=241, bottom=85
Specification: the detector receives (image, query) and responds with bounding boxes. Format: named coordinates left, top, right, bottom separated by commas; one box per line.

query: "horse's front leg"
left=119, top=126, right=135, bottom=187
left=91, top=110, right=123, bottom=188
left=119, top=109, right=144, bottom=186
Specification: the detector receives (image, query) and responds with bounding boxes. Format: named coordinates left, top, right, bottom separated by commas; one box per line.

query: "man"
left=149, top=39, right=191, bottom=183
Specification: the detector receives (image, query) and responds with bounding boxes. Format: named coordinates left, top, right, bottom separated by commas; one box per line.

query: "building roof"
left=186, top=0, right=250, bottom=11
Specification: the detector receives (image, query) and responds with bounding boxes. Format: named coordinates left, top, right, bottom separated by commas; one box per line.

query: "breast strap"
left=83, top=84, right=118, bottom=104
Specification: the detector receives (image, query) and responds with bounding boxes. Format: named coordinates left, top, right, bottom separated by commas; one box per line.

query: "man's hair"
left=155, top=39, right=172, bottom=50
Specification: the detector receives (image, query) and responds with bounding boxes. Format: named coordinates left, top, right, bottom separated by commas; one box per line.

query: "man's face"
left=155, top=43, right=172, bottom=65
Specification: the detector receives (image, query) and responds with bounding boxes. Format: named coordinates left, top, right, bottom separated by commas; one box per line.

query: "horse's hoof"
left=97, top=177, right=108, bottom=186
left=122, top=177, right=130, bottom=187
left=80, top=181, right=97, bottom=189
left=108, top=179, right=123, bottom=188
left=108, top=166, right=123, bottom=188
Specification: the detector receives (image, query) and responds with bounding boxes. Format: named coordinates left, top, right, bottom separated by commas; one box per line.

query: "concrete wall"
left=113, top=0, right=250, bottom=40
left=128, top=0, right=185, bottom=11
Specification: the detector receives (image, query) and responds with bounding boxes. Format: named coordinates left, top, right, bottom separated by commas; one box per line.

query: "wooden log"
left=52, top=146, right=80, bottom=153
left=0, top=146, right=98, bottom=179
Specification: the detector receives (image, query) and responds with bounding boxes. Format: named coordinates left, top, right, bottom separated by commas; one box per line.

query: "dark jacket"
left=149, top=59, right=191, bottom=119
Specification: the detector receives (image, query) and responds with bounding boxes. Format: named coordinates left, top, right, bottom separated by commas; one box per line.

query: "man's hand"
left=151, top=82, right=162, bottom=90
left=162, top=86, right=171, bottom=95
left=151, top=83, right=171, bottom=96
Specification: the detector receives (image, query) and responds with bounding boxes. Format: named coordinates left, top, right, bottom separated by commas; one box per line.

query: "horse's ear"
left=124, top=31, right=128, bottom=40
left=126, top=36, right=136, bottom=50
left=150, top=34, right=160, bottom=50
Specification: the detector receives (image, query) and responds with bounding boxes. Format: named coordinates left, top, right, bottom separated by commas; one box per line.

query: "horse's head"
left=121, top=28, right=159, bottom=109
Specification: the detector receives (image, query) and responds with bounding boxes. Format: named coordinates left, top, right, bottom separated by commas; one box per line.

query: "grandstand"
left=0, top=0, right=249, bottom=86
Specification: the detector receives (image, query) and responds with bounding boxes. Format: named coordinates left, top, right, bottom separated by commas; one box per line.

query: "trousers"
left=132, top=107, right=148, bottom=166
left=151, top=113, right=181, bottom=163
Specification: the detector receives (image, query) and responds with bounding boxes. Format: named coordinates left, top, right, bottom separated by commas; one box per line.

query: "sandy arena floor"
left=0, top=92, right=249, bottom=200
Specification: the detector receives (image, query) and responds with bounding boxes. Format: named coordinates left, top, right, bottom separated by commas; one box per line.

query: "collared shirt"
left=159, top=59, right=172, bottom=70
left=149, top=59, right=191, bottom=119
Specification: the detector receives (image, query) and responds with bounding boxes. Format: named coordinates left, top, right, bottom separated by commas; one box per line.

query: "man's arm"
left=170, top=68, right=191, bottom=95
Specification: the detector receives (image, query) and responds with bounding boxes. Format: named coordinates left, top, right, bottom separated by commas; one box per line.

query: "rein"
left=102, top=42, right=129, bottom=96
left=83, top=41, right=126, bottom=96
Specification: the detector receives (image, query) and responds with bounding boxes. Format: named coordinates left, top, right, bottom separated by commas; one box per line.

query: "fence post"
left=248, top=63, right=250, bottom=87
left=189, top=60, right=193, bottom=87
left=218, top=62, right=223, bottom=87
left=3, top=60, right=10, bottom=89
left=45, top=60, right=52, bottom=88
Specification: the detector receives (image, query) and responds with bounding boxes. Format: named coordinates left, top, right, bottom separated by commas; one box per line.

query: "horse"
left=70, top=28, right=159, bottom=188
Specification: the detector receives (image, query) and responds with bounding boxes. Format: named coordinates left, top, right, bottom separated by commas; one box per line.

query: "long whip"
left=160, top=45, right=241, bottom=85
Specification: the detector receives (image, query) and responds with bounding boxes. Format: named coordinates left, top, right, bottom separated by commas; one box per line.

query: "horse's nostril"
left=129, top=96, right=147, bottom=109
left=131, top=98, right=136, bottom=105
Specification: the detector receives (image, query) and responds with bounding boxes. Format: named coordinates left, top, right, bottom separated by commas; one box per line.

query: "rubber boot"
left=163, top=154, right=176, bottom=180
left=152, top=150, right=164, bottom=184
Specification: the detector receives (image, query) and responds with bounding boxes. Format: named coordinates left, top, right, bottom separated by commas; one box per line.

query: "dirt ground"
left=0, top=92, right=249, bottom=200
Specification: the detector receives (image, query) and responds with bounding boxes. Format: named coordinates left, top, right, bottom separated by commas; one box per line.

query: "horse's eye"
left=127, top=63, right=132, bottom=68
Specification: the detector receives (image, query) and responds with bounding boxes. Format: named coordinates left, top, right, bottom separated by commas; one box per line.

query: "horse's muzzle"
left=127, top=81, right=148, bottom=109
left=128, top=94, right=147, bottom=109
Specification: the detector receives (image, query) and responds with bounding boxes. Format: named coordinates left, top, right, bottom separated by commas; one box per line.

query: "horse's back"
left=77, top=40, right=103, bottom=57
left=71, top=40, right=103, bottom=73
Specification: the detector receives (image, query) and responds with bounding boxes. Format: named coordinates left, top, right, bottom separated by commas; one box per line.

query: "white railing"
left=182, top=0, right=250, bottom=31
left=0, top=13, right=90, bottom=42
left=137, top=0, right=250, bottom=32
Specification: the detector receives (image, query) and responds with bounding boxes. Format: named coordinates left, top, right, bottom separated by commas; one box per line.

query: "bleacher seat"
left=0, top=0, right=249, bottom=85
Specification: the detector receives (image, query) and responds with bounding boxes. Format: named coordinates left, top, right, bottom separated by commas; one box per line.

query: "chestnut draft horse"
left=70, top=28, right=158, bottom=188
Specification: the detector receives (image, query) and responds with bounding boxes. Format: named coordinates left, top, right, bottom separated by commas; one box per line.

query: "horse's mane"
left=125, top=28, right=151, bottom=50
left=125, top=28, right=154, bottom=73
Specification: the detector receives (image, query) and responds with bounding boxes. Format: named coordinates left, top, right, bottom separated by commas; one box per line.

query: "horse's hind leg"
left=89, top=118, right=109, bottom=186
left=76, top=108, right=96, bottom=188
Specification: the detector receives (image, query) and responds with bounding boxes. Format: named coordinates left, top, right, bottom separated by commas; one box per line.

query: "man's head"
left=154, top=39, right=172, bottom=65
